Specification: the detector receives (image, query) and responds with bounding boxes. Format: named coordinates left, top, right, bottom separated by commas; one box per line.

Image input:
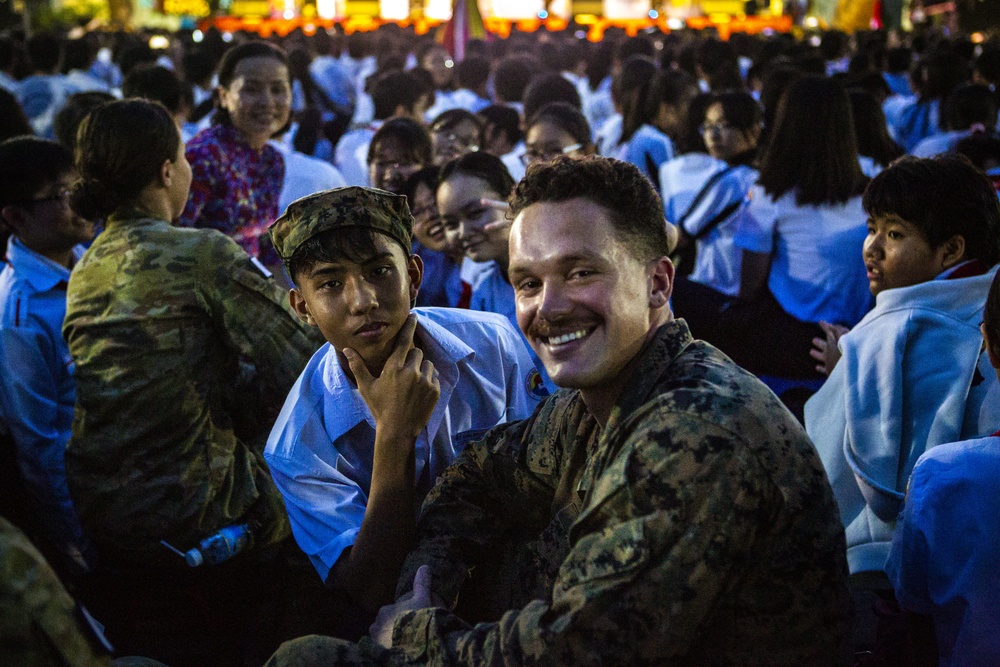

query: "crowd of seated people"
left=1, top=19, right=999, bottom=667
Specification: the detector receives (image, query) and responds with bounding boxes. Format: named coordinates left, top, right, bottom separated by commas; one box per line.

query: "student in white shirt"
left=723, top=76, right=871, bottom=381
left=805, top=155, right=1000, bottom=579
left=886, top=268, right=1000, bottom=666
left=667, top=91, right=762, bottom=342
left=437, top=152, right=555, bottom=393
left=609, top=56, right=674, bottom=188
left=264, top=187, right=545, bottom=617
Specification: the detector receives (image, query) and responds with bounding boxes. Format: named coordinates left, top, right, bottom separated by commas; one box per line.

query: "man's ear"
left=289, top=287, right=315, bottom=326
left=0, top=205, right=26, bottom=235
left=940, top=234, right=967, bottom=269
left=408, top=253, right=424, bottom=306
left=648, top=255, right=674, bottom=309
left=982, top=323, right=1000, bottom=371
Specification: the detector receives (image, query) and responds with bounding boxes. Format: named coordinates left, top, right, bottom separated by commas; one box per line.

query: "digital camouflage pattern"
left=63, top=213, right=323, bottom=565
left=267, top=319, right=852, bottom=666
left=269, top=186, right=413, bottom=263
left=0, top=515, right=113, bottom=667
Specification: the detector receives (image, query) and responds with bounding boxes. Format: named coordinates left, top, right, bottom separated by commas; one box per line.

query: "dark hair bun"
left=71, top=177, right=121, bottom=221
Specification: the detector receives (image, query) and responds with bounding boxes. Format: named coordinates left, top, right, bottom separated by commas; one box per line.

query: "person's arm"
left=199, top=233, right=323, bottom=430
left=731, top=185, right=777, bottom=302
left=329, top=316, right=441, bottom=613
left=737, top=249, right=771, bottom=302
left=0, top=323, right=85, bottom=562
left=394, top=392, right=583, bottom=608
left=385, top=413, right=771, bottom=664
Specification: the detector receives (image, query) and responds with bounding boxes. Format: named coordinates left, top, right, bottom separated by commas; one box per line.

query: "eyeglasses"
left=371, top=161, right=421, bottom=175
left=12, top=187, right=73, bottom=208
left=436, top=132, right=480, bottom=152
left=699, top=122, right=733, bottom=135
left=521, top=143, right=583, bottom=166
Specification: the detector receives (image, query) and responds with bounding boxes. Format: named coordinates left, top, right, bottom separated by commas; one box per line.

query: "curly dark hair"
left=510, top=156, right=670, bottom=261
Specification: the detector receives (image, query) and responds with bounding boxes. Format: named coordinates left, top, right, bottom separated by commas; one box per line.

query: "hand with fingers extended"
left=481, top=197, right=513, bottom=234
left=810, top=321, right=850, bottom=376
left=342, top=315, right=441, bottom=441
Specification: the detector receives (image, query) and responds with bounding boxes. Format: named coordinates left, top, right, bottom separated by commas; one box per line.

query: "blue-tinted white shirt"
left=0, top=237, right=88, bottom=562
left=264, top=307, right=547, bottom=580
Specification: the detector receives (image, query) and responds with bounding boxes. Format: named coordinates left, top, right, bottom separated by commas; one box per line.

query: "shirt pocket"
left=556, top=516, right=650, bottom=593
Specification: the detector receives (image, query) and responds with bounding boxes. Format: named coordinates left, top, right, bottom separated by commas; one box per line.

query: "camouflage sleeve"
left=198, top=233, right=324, bottom=433
left=395, top=393, right=585, bottom=607
left=391, top=407, right=773, bottom=666
left=0, top=517, right=113, bottom=667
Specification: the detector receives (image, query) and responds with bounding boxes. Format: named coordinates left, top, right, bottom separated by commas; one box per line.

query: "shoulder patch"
left=526, top=369, right=549, bottom=399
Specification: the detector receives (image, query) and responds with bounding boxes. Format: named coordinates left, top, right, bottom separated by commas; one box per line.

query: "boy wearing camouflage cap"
left=264, top=186, right=546, bottom=619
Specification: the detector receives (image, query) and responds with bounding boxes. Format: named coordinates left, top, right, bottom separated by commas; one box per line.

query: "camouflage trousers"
left=265, top=636, right=398, bottom=667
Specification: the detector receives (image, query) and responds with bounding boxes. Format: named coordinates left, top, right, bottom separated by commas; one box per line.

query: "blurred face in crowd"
left=509, top=197, right=672, bottom=394
left=421, top=46, right=454, bottom=90
left=700, top=102, right=760, bottom=164
left=438, top=173, right=509, bottom=265
left=3, top=170, right=94, bottom=265
left=290, top=233, right=422, bottom=378
left=432, top=119, right=480, bottom=166
left=219, top=56, right=292, bottom=149
left=863, top=213, right=964, bottom=296
left=410, top=181, right=449, bottom=254
left=523, top=121, right=585, bottom=168
left=369, top=137, right=423, bottom=194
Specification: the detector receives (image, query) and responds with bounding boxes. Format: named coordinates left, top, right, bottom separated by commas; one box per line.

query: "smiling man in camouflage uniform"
left=267, top=156, right=852, bottom=667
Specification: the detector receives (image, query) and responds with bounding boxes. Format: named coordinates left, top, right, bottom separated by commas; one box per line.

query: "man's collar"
left=5, top=237, right=73, bottom=292
left=321, top=310, right=475, bottom=441
left=603, top=318, right=694, bottom=435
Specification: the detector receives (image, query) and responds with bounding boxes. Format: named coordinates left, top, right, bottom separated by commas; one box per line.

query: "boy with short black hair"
left=0, top=136, right=95, bottom=574
left=264, top=186, right=544, bottom=617
left=806, top=154, right=1000, bottom=577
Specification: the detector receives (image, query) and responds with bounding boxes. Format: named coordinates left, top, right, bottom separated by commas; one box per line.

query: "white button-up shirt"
left=264, top=307, right=547, bottom=580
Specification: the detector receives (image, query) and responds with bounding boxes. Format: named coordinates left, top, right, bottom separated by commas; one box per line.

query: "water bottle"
left=182, top=523, right=253, bottom=567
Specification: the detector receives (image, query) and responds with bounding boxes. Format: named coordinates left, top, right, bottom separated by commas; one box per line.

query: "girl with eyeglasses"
left=522, top=102, right=595, bottom=169
left=664, top=91, right=762, bottom=344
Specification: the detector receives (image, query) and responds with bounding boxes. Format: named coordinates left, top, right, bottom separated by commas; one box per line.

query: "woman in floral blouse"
left=179, top=41, right=291, bottom=267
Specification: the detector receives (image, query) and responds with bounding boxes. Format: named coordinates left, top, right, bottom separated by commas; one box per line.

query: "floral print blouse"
left=179, top=124, right=285, bottom=263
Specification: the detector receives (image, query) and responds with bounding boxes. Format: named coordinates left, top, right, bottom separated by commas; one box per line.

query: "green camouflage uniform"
left=63, top=212, right=322, bottom=564
left=0, top=515, right=113, bottom=667
left=267, top=319, right=852, bottom=666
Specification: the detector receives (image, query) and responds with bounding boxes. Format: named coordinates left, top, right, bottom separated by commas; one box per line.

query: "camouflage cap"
left=269, top=186, right=413, bottom=263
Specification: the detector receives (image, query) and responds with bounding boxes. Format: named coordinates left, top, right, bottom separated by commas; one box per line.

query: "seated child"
left=805, top=155, right=1000, bottom=576
left=0, top=137, right=95, bottom=575
left=264, top=187, right=546, bottom=615
left=885, top=267, right=1000, bottom=665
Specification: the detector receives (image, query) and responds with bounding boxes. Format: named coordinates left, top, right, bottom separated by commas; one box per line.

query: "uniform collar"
left=321, top=310, right=476, bottom=443
left=4, top=236, right=75, bottom=292
left=604, top=318, right=694, bottom=436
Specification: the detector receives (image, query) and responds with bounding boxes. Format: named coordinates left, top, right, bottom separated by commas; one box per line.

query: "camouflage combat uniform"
left=268, top=319, right=852, bottom=666
left=0, top=514, right=114, bottom=667
left=63, top=211, right=322, bottom=564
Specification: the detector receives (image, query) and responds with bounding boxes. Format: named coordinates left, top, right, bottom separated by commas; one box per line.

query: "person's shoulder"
left=636, top=340, right=804, bottom=449
left=0, top=267, right=36, bottom=331
left=265, top=343, right=335, bottom=462
left=415, top=306, right=518, bottom=341
left=913, top=435, right=1000, bottom=481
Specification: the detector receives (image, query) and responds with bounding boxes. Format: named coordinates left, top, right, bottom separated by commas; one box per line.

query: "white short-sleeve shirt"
left=733, top=186, right=870, bottom=326
left=661, top=154, right=758, bottom=297
left=264, top=307, right=547, bottom=580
